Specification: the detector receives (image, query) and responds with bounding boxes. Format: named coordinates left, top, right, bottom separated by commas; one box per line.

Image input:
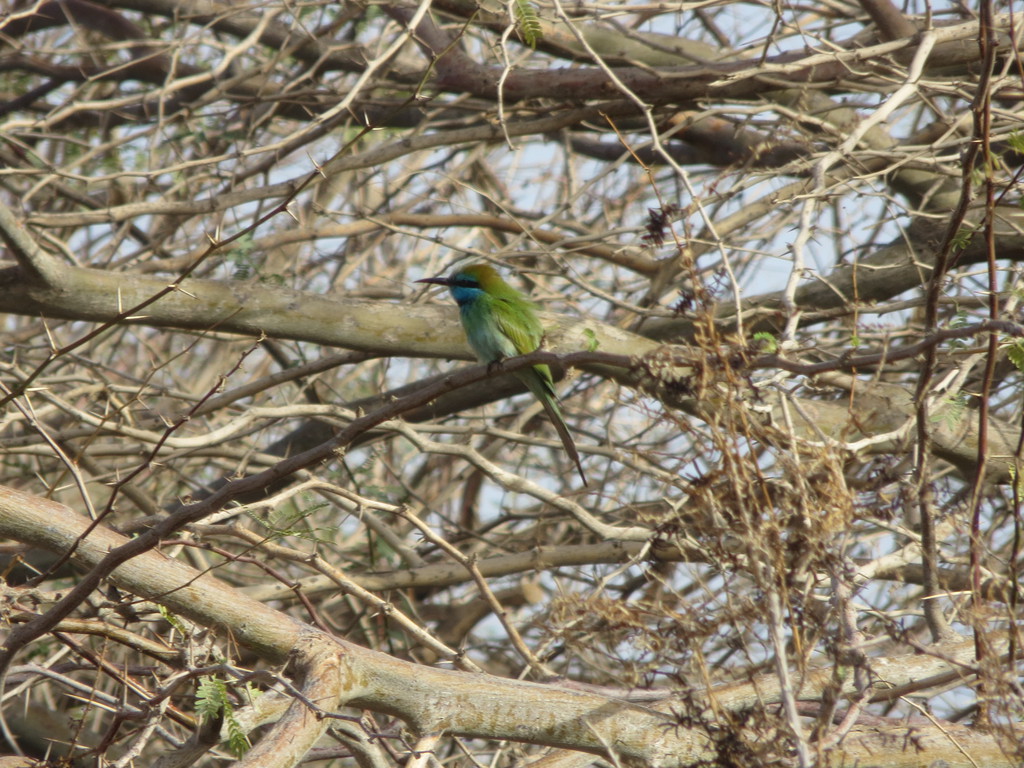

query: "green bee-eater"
left=417, top=263, right=587, bottom=485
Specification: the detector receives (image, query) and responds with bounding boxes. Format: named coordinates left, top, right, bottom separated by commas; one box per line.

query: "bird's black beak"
left=416, top=276, right=452, bottom=287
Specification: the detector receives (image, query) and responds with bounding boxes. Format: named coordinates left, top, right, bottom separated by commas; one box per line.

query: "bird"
left=417, top=263, right=587, bottom=485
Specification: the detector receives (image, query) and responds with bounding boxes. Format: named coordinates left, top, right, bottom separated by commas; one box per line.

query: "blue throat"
left=450, top=283, right=484, bottom=309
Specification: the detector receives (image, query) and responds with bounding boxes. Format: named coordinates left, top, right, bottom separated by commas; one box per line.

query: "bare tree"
left=0, top=0, right=1022, bottom=766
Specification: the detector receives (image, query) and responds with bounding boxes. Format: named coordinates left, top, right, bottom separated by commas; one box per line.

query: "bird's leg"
left=486, top=355, right=506, bottom=375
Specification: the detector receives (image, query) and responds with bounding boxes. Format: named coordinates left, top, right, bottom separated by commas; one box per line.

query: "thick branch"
left=0, top=485, right=1014, bottom=767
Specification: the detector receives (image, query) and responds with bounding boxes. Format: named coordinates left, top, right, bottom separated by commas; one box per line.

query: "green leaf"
left=196, top=675, right=229, bottom=722
left=932, top=393, right=967, bottom=429
left=942, top=311, right=971, bottom=350
left=157, top=604, right=188, bottom=634
left=514, top=0, right=542, bottom=48
left=1009, top=465, right=1024, bottom=503
left=226, top=234, right=257, bottom=280
left=752, top=331, right=777, bottom=354
left=196, top=675, right=252, bottom=757
left=1008, top=130, right=1024, bottom=156
left=225, top=709, right=251, bottom=757
left=950, top=226, right=974, bottom=252
left=1003, top=339, right=1024, bottom=373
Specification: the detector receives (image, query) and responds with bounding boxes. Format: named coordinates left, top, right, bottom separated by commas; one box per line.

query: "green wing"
left=494, top=298, right=586, bottom=485
left=494, top=297, right=544, bottom=357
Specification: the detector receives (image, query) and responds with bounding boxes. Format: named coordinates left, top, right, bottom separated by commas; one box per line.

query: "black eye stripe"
left=453, top=278, right=480, bottom=288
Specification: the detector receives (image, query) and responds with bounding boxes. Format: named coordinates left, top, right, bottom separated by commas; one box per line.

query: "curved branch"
left=0, top=485, right=1015, bottom=767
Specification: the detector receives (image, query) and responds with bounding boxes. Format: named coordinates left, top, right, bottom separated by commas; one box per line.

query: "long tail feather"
left=537, top=394, right=588, bottom=486
left=517, top=369, right=587, bottom=486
